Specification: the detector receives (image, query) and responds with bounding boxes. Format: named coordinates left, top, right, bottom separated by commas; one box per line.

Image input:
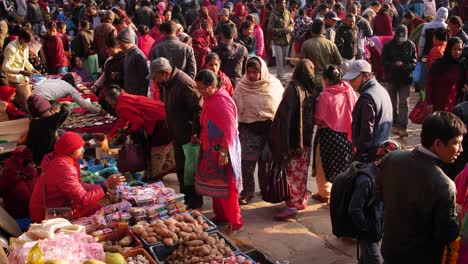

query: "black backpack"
left=329, top=161, right=376, bottom=238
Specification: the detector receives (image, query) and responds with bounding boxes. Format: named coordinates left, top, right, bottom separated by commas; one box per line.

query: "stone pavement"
left=162, top=66, right=423, bottom=264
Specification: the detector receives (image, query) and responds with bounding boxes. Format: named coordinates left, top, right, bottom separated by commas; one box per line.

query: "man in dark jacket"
left=117, top=28, right=149, bottom=96
left=150, top=21, right=197, bottom=79
left=344, top=60, right=393, bottom=163
left=214, top=8, right=236, bottom=40
left=381, top=25, right=416, bottom=138
left=212, top=24, right=248, bottom=87
left=375, top=112, right=464, bottom=264
left=148, top=58, right=203, bottom=209
left=133, top=0, right=154, bottom=29
left=335, top=13, right=359, bottom=62
left=349, top=4, right=373, bottom=59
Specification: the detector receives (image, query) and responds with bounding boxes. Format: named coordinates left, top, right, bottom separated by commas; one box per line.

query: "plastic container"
left=97, top=227, right=143, bottom=253
left=148, top=242, right=179, bottom=263
left=124, top=248, right=158, bottom=264
left=234, top=252, right=257, bottom=264
left=135, top=233, right=162, bottom=248
left=245, top=249, right=274, bottom=264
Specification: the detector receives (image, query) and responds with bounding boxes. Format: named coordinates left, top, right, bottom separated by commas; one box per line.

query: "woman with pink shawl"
left=312, top=65, right=357, bottom=203
left=194, top=70, right=244, bottom=236
left=455, top=164, right=468, bottom=263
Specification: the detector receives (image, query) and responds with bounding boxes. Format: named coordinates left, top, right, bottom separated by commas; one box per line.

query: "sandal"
left=274, top=208, right=298, bottom=221
left=311, top=193, right=329, bottom=203
left=238, top=195, right=254, bottom=205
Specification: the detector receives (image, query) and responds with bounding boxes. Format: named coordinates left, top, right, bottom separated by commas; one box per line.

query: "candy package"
left=91, top=213, right=107, bottom=229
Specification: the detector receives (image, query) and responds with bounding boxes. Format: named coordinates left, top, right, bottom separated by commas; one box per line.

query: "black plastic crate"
left=234, top=252, right=257, bottom=264
left=245, top=249, right=274, bottom=264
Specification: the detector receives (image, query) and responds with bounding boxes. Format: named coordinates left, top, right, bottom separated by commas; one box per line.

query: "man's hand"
left=218, top=151, right=229, bottom=166
left=393, top=61, right=403, bottom=67
left=99, top=108, right=107, bottom=115
left=19, top=70, right=33, bottom=77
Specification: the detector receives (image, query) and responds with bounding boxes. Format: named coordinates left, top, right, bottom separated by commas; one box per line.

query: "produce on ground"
left=126, top=254, right=151, bottom=264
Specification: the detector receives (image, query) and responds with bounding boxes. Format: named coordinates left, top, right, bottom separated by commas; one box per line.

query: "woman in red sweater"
left=137, top=25, right=155, bottom=59
left=373, top=4, right=393, bottom=36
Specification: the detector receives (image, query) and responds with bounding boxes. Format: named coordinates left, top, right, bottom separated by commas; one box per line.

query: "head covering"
left=117, top=28, right=135, bottom=44
left=27, top=95, right=51, bottom=118
left=147, top=57, right=172, bottom=80
left=376, top=139, right=401, bottom=160
left=233, top=56, right=284, bottom=123
left=435, top=7, right=448, bottom=22
left=325, top=11, right=340, bottom=21
left=156, top=1, right=166, bottom=14
left=54, top=132, right=84, bottom=155
left=430, top=37, right=465, bottom=75
left=199, top=6, right=210, bottom=19
left=342, top=60, right=372, bottom=80
left=225, top=2, right=234, bottom=9
left=234, top=2, right=246, bottom=17
left=103, top=10, right=115, bottom=22
left=362, top=8, right=376, bottom=18
left=394, top=24, right=408, bottom=43
left=0, top=85, right=16, bottom=102
left=219, top=8, right=230, bottom=16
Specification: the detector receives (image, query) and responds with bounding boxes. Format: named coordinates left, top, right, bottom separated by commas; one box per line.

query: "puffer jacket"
left=268, top=8, right=293, bottom=47
left=335, top=23, right=359, bottom=60
left=29, top=152, right=104, bottom=223
left=381, top=38, right=417, bottom=84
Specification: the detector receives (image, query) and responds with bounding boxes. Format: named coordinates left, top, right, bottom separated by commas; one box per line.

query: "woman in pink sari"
left=194, top=69, right=244, bottom=236
left=149, top=13, right=165, bottom=44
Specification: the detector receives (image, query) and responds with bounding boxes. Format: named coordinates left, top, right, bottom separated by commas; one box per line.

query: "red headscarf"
left=234, top=2, right=247, bottom=18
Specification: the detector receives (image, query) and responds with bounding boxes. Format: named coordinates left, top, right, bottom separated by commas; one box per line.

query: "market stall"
left=6, top=181, right=259, bottom=264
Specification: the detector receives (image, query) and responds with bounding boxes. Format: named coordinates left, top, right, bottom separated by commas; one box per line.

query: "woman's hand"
left=104, top=174, right=126, bottom=189
left=218, top=151, right=229, bottom=166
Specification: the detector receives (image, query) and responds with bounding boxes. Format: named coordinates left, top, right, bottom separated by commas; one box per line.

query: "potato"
left=118, top=236, right=133, bottom=246
left=200, top=245, right=210, bottom=256
left=148, top=232, right=157, bottom=237
left=190, top=257, right=200, bottom=263
left=155, top=227, right=172, bottom=237
left=145, top=227, right=154, bottom=233
left=141, top=231, right=148, bottom=238
left=196, top=216, right=204, bottom=225
left=163, top=238, right=174, bottom=246
left=147, top=237, right=157, bottom=243
left=186, top=240, right=204, bottom=247
left=181, top=226, right=192, bottom=233
left=192, top=210, right=201, bottom=218
left=202, top=223, right=210, bottom=230
left=132, top=225, right=145, bottom=235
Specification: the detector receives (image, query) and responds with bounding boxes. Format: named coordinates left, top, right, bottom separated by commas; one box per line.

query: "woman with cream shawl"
left=233, top=56, right=284, bottom=205
left=194, top=70, right=244, bottom=235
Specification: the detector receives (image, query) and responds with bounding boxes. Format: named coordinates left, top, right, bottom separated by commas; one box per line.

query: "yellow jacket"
left=2, top=39, right=34, bottom=84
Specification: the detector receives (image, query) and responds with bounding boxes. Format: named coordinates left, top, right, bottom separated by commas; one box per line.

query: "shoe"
left=226, top=225, right=245, bottom=236
left=238, top=195, right=254, bottom=205
left=274, top=208, right=298, bottom=221
left=311, top=193, right=329, bottom=203
left=210, top=217, right=229, bottom=225
left=391, top=126, right=400, bottom=135
left=399, top=129, right=409, bottom=137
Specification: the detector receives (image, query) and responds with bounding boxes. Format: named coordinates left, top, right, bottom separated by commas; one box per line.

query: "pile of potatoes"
left=132, top=211, right=234, bottom=263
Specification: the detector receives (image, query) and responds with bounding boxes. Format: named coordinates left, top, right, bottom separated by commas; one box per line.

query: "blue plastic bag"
left=413, top=61, right=426, bottom=88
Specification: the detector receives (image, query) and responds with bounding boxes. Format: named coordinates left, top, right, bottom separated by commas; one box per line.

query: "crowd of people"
left=0, top=0, right=467, bottom=262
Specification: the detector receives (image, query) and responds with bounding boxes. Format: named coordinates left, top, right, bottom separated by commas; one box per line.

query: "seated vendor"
left=0, top=82, right=27, bottom=122
left=32, top=73, right=104, bottom=114
left=29, top=132, right=126, bottom=223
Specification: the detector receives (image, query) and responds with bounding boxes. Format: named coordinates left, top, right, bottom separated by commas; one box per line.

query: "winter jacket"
left=158, top=68, right=202, bottom=145
left=406, top=0, right=424, bottom=18
left=71, top=29, right=94, bottom=59
left=268, top=8, right=293, bottom=47
left=26, top=2, right=44, bottom=24
left=426, top=42, right=446, bottom=71
left=381, top=39, right=417, bottom=84
left=212, top=41, right=248, bottom=87
left=150, top=36, right=197, bottom=79
left=94, top=22, right=117, bottom=67
left=123, top=46, right=149, bottom=96
left=218, top=70, right=234, bottom=97
left=352, top=78, right=393, bottom=163
left=191, top=29, right=217, bottom=70
left=335, top=23, right=358, bottom=60
left=29, top=152, right=105, bottom=223
left=373, top=12, right=393, bottom=36
left=375, top=148, right=459, bottom=264
left=133, top=6, right=155, bottom=28
left=406, top=16, right=425, bottom=36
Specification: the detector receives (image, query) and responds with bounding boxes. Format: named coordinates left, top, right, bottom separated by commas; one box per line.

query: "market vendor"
left=1, top=28, right=40, bottom=112
left=29, top=132, right=126, bottom=223
left=105, top=86, right=166, bottom=174
left=32, top=73, right=103, bottom=114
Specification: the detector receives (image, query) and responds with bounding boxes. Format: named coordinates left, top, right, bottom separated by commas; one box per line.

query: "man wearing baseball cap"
left=343, top=60, right=393, bottom=163
left=214, top=8, right=236, bottom=39
left=324, top=11, right=340, bottom=42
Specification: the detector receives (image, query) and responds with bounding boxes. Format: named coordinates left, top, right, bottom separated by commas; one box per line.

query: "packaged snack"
left=145, top=204, right=165, bottom=215
left=91, top=213, right=108, bottom=229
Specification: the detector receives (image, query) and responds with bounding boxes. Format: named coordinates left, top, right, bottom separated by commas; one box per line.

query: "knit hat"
left=54, top=132, right=85, bottom=155
left=27, top=95, right=51, bottom=118
left=376, top=140, right=401, bottom=160
left=117, top=28, right=135, bottom=44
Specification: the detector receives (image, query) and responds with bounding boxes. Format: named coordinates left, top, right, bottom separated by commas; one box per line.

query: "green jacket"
left=268, top=8, right=293, bottom=47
